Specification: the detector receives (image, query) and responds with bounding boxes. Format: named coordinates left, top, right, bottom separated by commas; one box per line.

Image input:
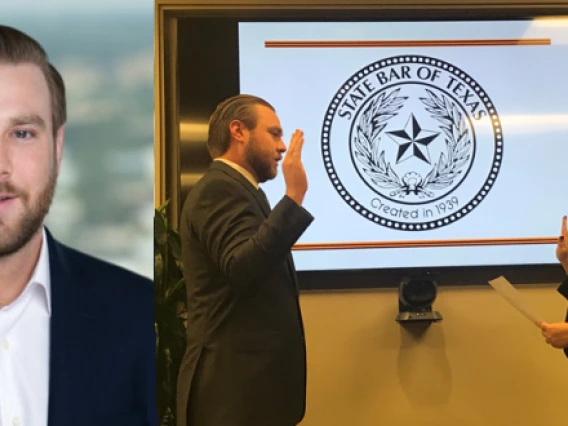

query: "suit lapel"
left=210, top=161, right=299, bottom=296
left=210, top=161, right=270, bottom=217
left=46, top=231, right=98, bottom=425
left=255, top=187, right=272, bottom=218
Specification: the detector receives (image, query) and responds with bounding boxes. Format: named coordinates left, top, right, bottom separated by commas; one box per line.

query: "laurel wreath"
left=353, top=88, right=472, bottom=199
left=420, top=89, right=472, bottom=191
left=352, top=88, right=407, bottom=190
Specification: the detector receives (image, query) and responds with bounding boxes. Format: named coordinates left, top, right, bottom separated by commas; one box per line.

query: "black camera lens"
left=401, top=279, right=437, bottom=308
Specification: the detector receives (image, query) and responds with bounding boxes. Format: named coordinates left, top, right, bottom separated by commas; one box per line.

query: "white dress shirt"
left=0, top=228, right=51, bottom=426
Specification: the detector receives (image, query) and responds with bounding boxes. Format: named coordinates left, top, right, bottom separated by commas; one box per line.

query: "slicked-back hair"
left=0, top=25, right=66, bottom=137
left=207, top=94, right=275, bottom=158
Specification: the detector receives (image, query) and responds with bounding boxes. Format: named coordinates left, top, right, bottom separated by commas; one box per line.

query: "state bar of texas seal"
left=321, top=55, right=503, bottom=231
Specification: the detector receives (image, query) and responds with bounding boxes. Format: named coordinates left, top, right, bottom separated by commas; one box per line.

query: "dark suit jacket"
left=45, top=229, right=157, bottom=426
left=177, top=161, right=314, bottom=426
left=557, top=278, right=568, bottom=358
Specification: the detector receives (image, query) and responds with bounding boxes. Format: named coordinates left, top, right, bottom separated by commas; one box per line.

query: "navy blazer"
left=45, top=229, right=157, bottom=426
left=558, top=278, right=568, bottom=358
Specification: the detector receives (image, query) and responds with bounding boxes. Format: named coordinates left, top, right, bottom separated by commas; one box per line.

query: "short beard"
left=0, top=167, right=57, bottom=257
left=244, top=136, right=275, bottom=183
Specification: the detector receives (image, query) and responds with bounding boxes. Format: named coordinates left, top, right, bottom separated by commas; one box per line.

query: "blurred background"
left=4, top=0, right=154, bottom=278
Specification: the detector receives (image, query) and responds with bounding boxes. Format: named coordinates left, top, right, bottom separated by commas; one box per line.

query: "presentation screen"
left=238, top=19, right=567, bottom=272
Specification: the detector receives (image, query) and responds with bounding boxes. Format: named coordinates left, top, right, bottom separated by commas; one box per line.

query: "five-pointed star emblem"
left=386, top=114, right=440, bottom=164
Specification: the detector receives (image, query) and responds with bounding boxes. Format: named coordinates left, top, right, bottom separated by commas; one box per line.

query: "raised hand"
left=282, top=129, right=307, bottom=205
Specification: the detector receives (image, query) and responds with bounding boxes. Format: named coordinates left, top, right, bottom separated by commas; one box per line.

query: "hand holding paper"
left=488, top=276, right=543, bottom=325
left=537, top=321, right=568, bottom=348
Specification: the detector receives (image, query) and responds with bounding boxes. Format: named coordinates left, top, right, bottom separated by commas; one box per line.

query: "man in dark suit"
left=177, top=94, right=314, bottom=426
left=0, top=26, right=157, bottom=426
left=538, top=216, right=568, bottom=355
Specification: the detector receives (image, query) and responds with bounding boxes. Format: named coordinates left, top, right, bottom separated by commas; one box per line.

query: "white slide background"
left=239, top=20, right=568, bottom=271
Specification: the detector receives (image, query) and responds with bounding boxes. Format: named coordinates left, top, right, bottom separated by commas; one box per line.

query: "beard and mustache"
left=0, top=165, right=57, bottom=257
left=244, top=135, right=278, bottom=184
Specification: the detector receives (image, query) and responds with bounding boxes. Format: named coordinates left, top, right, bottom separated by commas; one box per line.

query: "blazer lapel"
left=254, top=187, right=272, bottom=218
left=210, top=161, right=271, bottom=217
left=46, top=230, right=98, bottom=425
left=209, top=161, right=299, bottom=296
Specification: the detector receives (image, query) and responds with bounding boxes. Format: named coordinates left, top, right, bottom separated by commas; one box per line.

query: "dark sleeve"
left=557, top=278, right=568, bottom=358
left=557, top=277, right=568, bottom=300
left=190, top=179, right=313, bottom=294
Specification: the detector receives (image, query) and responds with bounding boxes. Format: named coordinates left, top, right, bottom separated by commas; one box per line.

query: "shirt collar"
left=0, top=227, right=51, bottom=315
left=215, top=158, right=259, bottom=189
left=30, top=227, right=51, bottom=315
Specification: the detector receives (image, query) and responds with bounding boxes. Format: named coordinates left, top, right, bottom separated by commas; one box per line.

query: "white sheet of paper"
left=488, top=276, right=543, bottom=324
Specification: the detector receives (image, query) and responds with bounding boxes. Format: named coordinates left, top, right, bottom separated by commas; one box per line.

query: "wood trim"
left=293, top=237, right=558, bottom=250
left=264, top=38, right=551, bottom=48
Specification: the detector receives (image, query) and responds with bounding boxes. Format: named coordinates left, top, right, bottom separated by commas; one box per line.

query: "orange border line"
left=264, top=38, right=551, bottom=48
left=292, top=237, right=557, bottom=251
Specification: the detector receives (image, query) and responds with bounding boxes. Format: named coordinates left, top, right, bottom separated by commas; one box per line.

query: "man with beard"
left=177, top=94, right=314, bottom=426
left=0, top=26, right=156, bottom=426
